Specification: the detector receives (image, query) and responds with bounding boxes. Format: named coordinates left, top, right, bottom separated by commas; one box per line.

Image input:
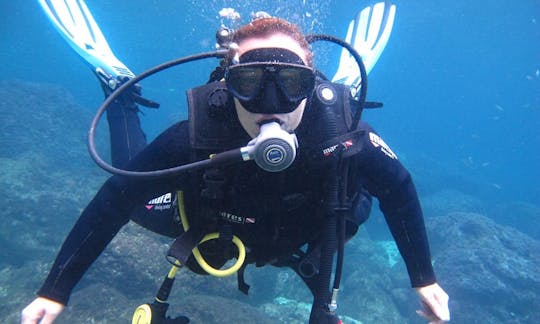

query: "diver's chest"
left=224, top=163, right=325, bottom=215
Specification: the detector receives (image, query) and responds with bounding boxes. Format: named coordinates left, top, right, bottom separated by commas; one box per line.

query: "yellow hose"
left=167, top=260, right=182, bottom=279
left=177, top=191, right=246, bottom=277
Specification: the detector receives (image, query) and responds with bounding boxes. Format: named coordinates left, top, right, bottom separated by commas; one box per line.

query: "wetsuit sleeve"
left=354, top=121, right=436, bottom=287
left=105, top=92, right=147, bottom=168
left=37, top=121, right=191, bottom=305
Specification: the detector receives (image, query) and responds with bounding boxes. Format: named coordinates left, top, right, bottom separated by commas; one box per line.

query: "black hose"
left=310, top=105, right=339, bottom=320
left=332, top=159, right=349, bottom=290
left=306, top=32, right=368, bottom=306
left=87, top=50, right=228, bottom=178
left=306, top=34, right=368, bottom=131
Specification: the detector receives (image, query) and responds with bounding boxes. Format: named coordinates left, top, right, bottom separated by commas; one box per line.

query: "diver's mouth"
left=257, top=118, right=283, bottom=126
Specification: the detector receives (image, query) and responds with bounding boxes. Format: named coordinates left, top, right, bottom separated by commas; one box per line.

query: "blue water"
left=1, top=0, right=539, bottom=322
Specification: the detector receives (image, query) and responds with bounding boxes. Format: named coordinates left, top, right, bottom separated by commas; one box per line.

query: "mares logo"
left=219, top=211, right=256, bottom=224
left=322, top=144, right=338, bottom=157
left=145, top=192, right=173, bottom=211
left=322, top=139, right=354, bottom=157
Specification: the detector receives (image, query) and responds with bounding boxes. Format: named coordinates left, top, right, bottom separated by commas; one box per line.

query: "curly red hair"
left=233, top=17, right=313, bottom=66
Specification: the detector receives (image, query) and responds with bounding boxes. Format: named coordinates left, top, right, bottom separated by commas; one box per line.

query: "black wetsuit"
left=37, top=104, right=436, bottom=304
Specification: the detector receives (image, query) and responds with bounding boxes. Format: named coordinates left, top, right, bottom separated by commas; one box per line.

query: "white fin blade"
left=353, top=6, right=371, bottom=55
left=332, top=2, right=396, bottom=87
left=76, top=0, right=114, bottom=56
left=364, top=3, right=385, bottom=51
left=38, top=0, right=73, bottom=39
left=38, top=0, right=134, bottom=79
left=66, top=0, right=97, bottom=46
left=363, top=3, right=395, bottom=73
left=73, top=0, right=133, bottom=77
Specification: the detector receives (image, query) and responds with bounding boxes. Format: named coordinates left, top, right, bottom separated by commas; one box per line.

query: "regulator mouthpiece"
left=244, top=122, right=297, bottom=172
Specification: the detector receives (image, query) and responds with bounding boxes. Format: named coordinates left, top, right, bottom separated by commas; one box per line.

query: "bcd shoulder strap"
left=186, top=81, right=248, bottom=152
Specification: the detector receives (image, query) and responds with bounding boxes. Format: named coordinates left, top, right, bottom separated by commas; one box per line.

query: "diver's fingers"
left=21, top=297, right=64, bottom=324
left=416, top=302, right=445, bottom=323
left=415, top=283, right=450, bottom=322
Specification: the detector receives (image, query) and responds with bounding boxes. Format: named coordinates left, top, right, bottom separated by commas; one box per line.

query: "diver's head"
left=225, top=17, right=315, bottom=138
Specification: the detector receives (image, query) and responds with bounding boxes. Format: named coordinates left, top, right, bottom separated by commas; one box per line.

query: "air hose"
left=306, top=34, right=368, bottom=132
left=177, top=191, right=246, bottom=277
left=305, top=34, right=368, bottom=322
left=309, top=105, right=340, bottom=323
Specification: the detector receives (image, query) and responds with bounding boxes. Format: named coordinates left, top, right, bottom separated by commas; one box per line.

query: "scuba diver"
left=23, top=2, right=450, bottom=324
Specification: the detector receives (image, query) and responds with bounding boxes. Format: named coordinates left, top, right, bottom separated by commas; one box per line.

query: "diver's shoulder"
left=353, top=119, right=374, bottom=132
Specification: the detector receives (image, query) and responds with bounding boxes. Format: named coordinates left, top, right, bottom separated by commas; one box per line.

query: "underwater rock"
left=339, top=232, right=409, bottom=323
left=57, top=283, right=136, bottom=323
left=79, top=222, right=171, bottom=300
left=422, top=188, right=486, bottom=217
left=0, top=80, right=110, bottom=320
left=0, top=80, right=108, bottom=264
left=0, top=80, right=108, bottom=163
left=428, top=212, right=540, bottom=323
left=1, top=260, right=60, bottom=323
left=490, top=201, right=540, bottom=240
left=247, top=266, right=312, bottom=305
left=262, top=296, right=364, bottom=323
left=261, top=296, right=312, bottom=323
left=174, top=294, right=276, bottom=323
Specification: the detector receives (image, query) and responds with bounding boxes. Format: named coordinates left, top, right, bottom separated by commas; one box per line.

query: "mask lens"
left=277, top=67, right=313, bottom=100
left=226, top=67, right=264, bottom=100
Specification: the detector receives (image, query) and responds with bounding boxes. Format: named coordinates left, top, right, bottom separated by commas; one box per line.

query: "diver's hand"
left=415, top=283, right=450, bottom=323
left=21, top=297, right=64, bottom=324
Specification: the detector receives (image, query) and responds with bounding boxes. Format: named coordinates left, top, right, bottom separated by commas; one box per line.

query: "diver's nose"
left=259, top=80, right=280, bottom=113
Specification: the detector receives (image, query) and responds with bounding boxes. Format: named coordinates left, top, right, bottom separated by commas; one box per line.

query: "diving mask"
left=225, top=48, right=315, bottom=114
